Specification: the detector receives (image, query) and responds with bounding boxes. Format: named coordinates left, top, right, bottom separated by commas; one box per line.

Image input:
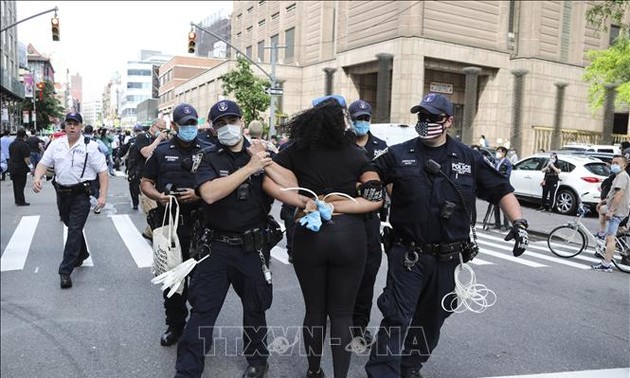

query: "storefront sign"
left=429, top=82, right=453, bottom=94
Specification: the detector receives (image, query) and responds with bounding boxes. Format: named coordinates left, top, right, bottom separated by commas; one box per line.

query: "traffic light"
left=188, top=31, right=196, bottom=54
left=36, top=82, right=44, bottom=100
left=51, top=17, right=60, bottom=41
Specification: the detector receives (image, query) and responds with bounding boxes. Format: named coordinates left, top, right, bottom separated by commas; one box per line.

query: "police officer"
left=32, top=112, right=109, bottom=289
left=175, top=100, right=274, bottom=378
left=348, top=99, right=388, bottom=346
left=140, top=103, right=210, bottom=347
left=364, top=93, right=529, bottom=378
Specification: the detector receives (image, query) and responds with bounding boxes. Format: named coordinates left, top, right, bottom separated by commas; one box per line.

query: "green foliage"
left=584, top=36, right=630, bottom=109
left=586, top=0, right=630, bottom=34
left=20, top=80, right=65, bottom=130
left=219, top=56, right=271, bottom=125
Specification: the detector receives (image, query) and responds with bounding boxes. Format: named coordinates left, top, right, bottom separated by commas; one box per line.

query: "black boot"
left=160, top=326, right=183, bottom=346
left=242, top=362, right=269, bottom=378
left=306, top=368, right=325, bottom=378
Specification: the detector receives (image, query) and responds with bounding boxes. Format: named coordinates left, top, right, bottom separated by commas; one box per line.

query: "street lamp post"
left=0, top=6, right=59, bottom=33
left=191, top=22, right=284, bottom=138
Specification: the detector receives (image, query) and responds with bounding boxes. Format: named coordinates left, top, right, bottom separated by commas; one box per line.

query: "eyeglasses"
left=417, top=112, right=447, bottom=123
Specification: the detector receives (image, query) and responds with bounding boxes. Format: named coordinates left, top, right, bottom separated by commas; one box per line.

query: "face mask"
left=415, top=121, right=445, bottom=140
left=611, top=164, right=622, bottom=174
left=550, top=157, right=557, bottom=163
left=217, top=124, right=242, bottom=146
left=177, top=125, right=198, bottom=142
left=352, top=120, right=370, bottom=136
left=495, top=152, right=503, bottom=159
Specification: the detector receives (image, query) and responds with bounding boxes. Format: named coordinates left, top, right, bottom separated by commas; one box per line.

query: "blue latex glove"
left=315, top=200, right=333, bottom=221
left=298, top=211, right=322, bottom=232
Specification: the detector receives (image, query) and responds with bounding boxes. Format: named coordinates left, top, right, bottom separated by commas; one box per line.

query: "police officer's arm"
left=90, top=146, right=109, bottom=208
left=139, top=132, right=167, bottom=159
left=249, top=140, right=298, bottom=189
left=498, top=193, right=524, bottom=222
left=140, top=155, right=170, bottom=206
left=198, top=150, right=272, bottom=204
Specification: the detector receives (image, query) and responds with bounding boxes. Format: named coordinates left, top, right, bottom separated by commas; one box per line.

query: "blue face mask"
left=352, top=120, right=370, bottom=136
left=177, top=125, right=198, bottom=142
left=611, top=164, right=622, bottom=174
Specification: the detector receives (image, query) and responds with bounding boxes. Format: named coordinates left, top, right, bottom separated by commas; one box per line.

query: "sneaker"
left=590, top=262, right=613, bottom=273
left=595, top=231, right=606, bottom=240
left=306, top=368, right=325, bottom=378
left=242, top=362, right=269, bottom=378
left=401, top=367, right=424, bottom=378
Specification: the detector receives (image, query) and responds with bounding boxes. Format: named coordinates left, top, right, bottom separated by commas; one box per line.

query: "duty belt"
left=401, top=240, right=465, bottom=262
left=212, top=231, right=245, bottom=246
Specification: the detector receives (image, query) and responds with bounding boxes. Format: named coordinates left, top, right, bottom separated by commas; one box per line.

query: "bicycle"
left=547, top=201, right=630, bottom=273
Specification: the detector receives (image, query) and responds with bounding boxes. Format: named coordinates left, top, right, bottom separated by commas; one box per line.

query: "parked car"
left=369, top=123, right=416, bottom=146
left=561, top=143, right=621, bottom=154
left=560, top=150, right=615, bottom=164
left=510, top=153, right=611, bottom=215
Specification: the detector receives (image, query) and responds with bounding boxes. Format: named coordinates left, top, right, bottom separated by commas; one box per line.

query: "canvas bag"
left=152, top=196, right=183, bottom=281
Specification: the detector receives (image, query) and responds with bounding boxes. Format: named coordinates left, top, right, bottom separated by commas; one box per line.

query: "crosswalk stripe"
left=1, top=216, right=40, bottom=272
left=111, top=214, right=153, bottom=268
left=476, top=240, right=548, bottom=267
left=62, top=226, right=94, bottom=267
left=270, top=246, right=290, bottom=265
left=469, top=258, right=494, bottom=265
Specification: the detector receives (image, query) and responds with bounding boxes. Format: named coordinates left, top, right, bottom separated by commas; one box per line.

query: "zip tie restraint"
left=441, top=253, right=496, bottom=314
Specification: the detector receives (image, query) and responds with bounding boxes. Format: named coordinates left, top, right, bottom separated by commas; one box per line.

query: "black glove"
left=504, top=219, right=529, bottom=257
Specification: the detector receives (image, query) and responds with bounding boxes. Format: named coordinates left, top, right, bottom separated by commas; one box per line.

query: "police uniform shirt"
left=194, top=140, right=271, bottom=233
left=143, top=138, right=211, bottom=194
left=40, top=136, right=107, bottom=186
left=273, top=141, right=369, bottom=198
left=361, top=132, right=388, bottom=160
left=368, top=136, right=513, bottom=244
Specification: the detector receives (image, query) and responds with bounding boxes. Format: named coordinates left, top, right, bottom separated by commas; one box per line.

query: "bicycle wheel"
left=611, top=234, right=630, bottom=273
left=547, top=225, right=587, bottom=258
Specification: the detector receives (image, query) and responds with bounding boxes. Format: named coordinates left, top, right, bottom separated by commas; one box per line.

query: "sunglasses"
left=417, top=112, right=447, bottom=123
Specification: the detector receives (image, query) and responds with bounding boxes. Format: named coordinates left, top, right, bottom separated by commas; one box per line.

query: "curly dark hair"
left=288, top=98, right=353, bottom=150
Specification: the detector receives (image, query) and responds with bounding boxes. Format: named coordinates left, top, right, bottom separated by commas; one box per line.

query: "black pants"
left=280, top=204, right=296, bottom=255
left=11, top=171, right=27, bottom=204
left=163, top=213, right=192, bottom=330
left=366, top=245, right=458, bottom=378
left=57, top=191, right=91, bottom=275
left=293, top=214, right=367, bottom=378
left=176, top=242, right=272, bottom=378
left=1, top=159, right=8, bottom=180
left=541, top=176, right=559, bottom=210
left=128, top=176, right=140, bottom=208
left=353, top=214, right=383, bottom=331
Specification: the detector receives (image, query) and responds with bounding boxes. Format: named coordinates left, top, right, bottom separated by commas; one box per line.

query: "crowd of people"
left=6, top=91, right=628, bottom=377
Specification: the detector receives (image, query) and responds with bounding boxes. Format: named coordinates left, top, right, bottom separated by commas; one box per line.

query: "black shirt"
left=195, top=140, right=272, bottom=233
left=8, top=139, right=30, bottom=174
left=274, top=142, right=369, bottom=198
left=128, top=132, right=154, bottom=173
left=360, top=132, right=388, bottom=160
left=26, top=136, right=44, bottom=153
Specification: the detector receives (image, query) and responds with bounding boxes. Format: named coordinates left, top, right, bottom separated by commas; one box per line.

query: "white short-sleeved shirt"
left=40, top=136, right=108, bottom=186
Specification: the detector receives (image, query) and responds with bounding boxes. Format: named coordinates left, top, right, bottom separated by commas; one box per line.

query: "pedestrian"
left=347, top=99, right=388, bottom=347
left=32, top=112, right=109, bottom=289
left=540, top=152, right=561, bottom=211
left=247, top=119, right=278, bottom=153
left=262, top=95, right=383, bottom=378
left=508, top=148, right=519, bottom=164
left=479, top=134, right=489, bottom=148
left=98, top=127, right=115, bottom=175
left=8, top=128, right=32, bottom=206
left=591, top=155, right=630, bottom=273
left=363, top=93, right=529, bottom=378
left=492, top=146, right=512, bottom=230
left=175, top=99, right=275, bottom=378
left=141, top=103, right=210, bottom=347
left=1, top=129, right=14, bottom=181
left=26, top=129, right=45, bottom=169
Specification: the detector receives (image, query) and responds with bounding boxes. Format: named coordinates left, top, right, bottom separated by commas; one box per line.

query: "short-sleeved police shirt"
left=367, top=136, right=513, bottom=244
left=273, top=141, right=369, bottom=197
left=40, top=136, right=107, bottom=186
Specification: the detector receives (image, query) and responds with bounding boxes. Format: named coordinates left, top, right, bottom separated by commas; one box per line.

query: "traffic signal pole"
left=0, top=6, right=58, bottom=33
left=191, top=22, right=283, bottom=137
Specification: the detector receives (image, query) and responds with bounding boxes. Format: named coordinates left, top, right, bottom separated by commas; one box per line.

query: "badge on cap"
left=359, top=101, right=367, bottom=109
left=218, top=102, right=228, bottom=112
left=423, top=93, right=437, bottom=103
left=183, top=107, right=192, bottom=114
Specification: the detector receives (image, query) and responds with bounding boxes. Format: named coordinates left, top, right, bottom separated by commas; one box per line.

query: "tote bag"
left=152, top=196, right=182, bottom=280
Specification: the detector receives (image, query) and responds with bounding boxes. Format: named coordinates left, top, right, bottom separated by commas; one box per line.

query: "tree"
left=583, top=0, right=630, bottom=109
left=219, top=56, right=271, bottom=125
left=21, top=80, right=65, bottom=130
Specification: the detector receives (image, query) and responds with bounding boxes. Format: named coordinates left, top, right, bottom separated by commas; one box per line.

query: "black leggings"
left=292, top=214, right=367, bottom=378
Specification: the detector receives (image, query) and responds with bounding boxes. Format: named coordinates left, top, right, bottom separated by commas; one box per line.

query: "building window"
left=246, top=25, right=253, bottom=33
left=246, top=46, right=252, bottom=58
left=247, top=6, right=254, bottom=13
left=286, top=3, right=296, bottom=12
left=236, top=32, right=242, bottom=38
left=270, top=34, right=279, bottom=48
left=271, top=12, right=280, bottom=21
left=236, top=13, right=242, bottom=20
left=258, top=40, right=265, bottom=62
left=610, top=24, right=621, bottom=45
left=285, top=28, right=295, bottom=60
left=258, top=19, right=266, bottom=27
left=259, top=0, right=266, bottom=5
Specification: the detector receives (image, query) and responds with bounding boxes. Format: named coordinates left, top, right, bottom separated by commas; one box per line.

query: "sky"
left=16, top=1, right=232, bottom=100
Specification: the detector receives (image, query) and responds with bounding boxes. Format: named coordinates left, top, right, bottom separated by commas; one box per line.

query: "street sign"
left=265, top=87, right=284, bottom=96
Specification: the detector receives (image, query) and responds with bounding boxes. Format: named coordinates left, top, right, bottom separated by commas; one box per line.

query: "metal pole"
left=0, top=6, right=58, bottom=33
left=551, top=82, right=568, bottom=150
left=462, top=66, right=482, bottom=146
left=269, top=42, right=277, bottom=138
left=510, top=69, right=528, bottom=155
left=33, top=96, right=37, bottom=130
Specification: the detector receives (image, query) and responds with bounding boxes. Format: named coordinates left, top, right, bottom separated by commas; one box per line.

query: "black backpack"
left=600, top=173, right=615, bottom=200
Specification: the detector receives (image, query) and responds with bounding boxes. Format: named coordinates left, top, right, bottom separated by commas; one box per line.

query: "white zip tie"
left=323, top=192, right=358, bottom=203
left=441, top=254, right=496, bottom=314
left=280, top=187, right=358, bottom=203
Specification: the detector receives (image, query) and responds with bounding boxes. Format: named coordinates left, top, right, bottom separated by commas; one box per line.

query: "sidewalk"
left=475, top=199, right=601, bottom=238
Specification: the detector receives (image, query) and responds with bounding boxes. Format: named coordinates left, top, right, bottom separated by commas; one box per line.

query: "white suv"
left=510, top=153, right=611, bottom=215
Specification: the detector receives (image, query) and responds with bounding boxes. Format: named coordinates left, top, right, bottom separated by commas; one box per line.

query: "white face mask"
left=217, top=124, right=242, bottom=146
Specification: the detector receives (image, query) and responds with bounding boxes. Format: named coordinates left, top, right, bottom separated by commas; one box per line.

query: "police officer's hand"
left=504, top=219, right=529, bottom=257
left=246, top=149, right=273, bottom=172
left=247, top=140, right=267, bottom=155
left=175, top=188, right=198, bottom=204
left=158, top=193, right=171, bottom=206
left=96, top=195, right=106, bottom=210
left=33, top=178, right=44, bottom=193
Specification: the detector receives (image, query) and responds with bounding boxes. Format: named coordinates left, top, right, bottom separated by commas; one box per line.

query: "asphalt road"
left=1, top=173, right=628, bottom=378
